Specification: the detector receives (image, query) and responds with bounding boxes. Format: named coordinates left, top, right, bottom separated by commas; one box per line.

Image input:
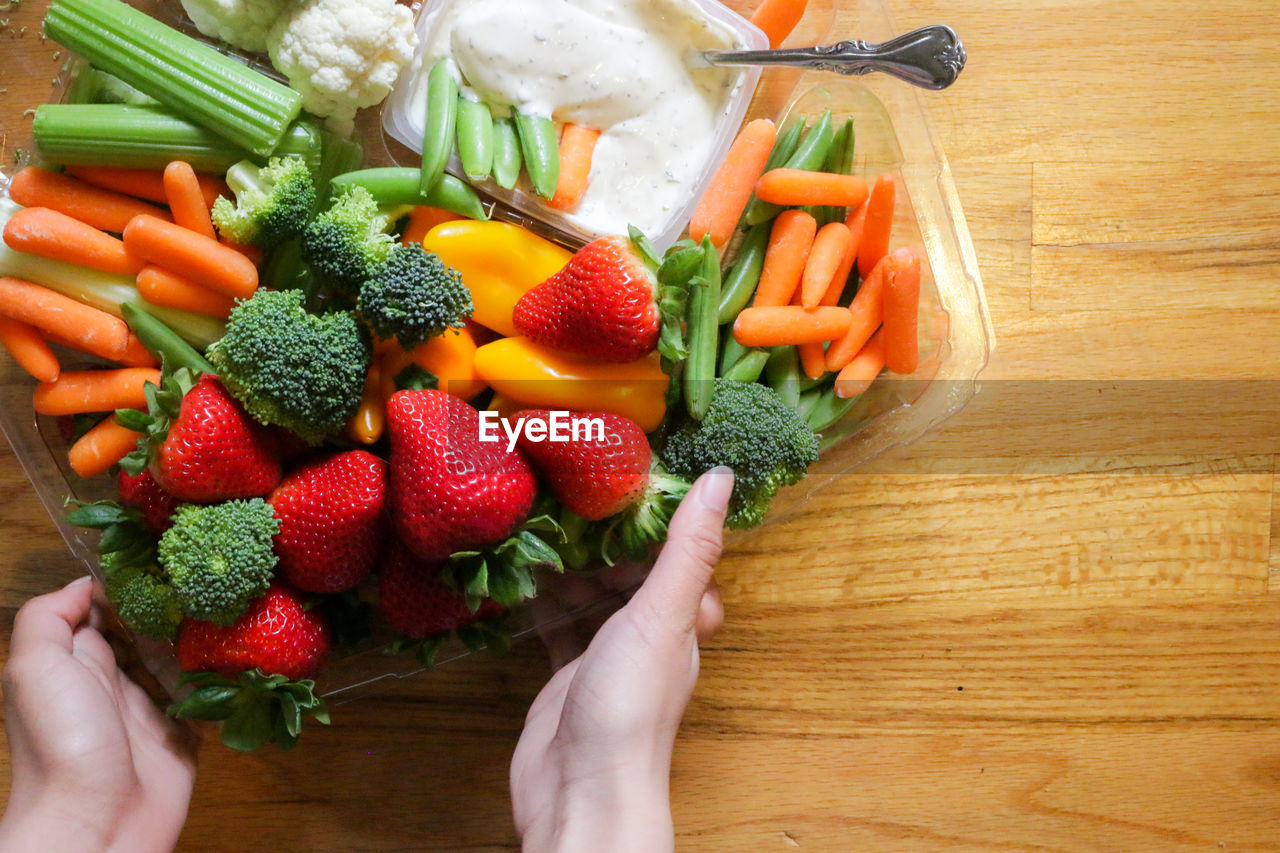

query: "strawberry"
left=116, top=468, right=182, bottom=534
left=513, top=235, right=663, bottom=363
left=386, top=389, right=536, bottom=561
left=177, top=583, right=330, bottom=680
left=377, top=539, right=503, bottom=640
left=269, top=450, right=388, bottom=594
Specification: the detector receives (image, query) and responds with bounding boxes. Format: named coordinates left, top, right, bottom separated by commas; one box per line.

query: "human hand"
left=510, top=468, right=733, bottom=852
left=0, top=576, right=199, bottom=853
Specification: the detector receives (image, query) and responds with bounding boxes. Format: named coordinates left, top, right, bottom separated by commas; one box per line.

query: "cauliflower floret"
left=267, top=0, right=418, bottom=136
left=179, top=0, right=292, bottom=53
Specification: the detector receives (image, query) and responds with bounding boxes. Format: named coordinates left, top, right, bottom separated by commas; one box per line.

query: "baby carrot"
left=163, top=161, right=217, bottom=241
left=755, top=169, right=869, bottom=208
left=689, top=118, right=777, bottom=248
left=824, top=257, right=887, bottom=372
left=401, top=206, right=462, bottom=246
left=3, top=207, right=143, bottom=276
left=752, top=210, right=816, bottom=307
left=67, top=416, right=143, bottom=478
left=883, top=247, right=922, bottom=375
left=33, top=367, right=161, bottom=416
left=345, top=361, right=385, bottom=445
left=858, top=173, right=897, bottom=279
left=733, top=306, right=850, bottom=347
left=123, top=215, right=258, bottom=300
left=117, top=334, right=160, bottom=368
left=136, top=265, right=235, bottom=319
left=549, top=123, right=601, bottom=212
left=833, top=328, right=886, bottom=399
left=0, top=276, right=130, bottom=362
left=222, top=240, right=265, bottom=267
left=750, top=0, right=809, bottom=48
left=800, top=221, right=853, bottom=308
left=8, top=166, right=168, bottom=234
left=0, top=317, right=60, bottom=382
left=65, top=165, right=227, bottom=209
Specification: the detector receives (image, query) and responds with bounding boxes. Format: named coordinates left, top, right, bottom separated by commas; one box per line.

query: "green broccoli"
left=104, top=568, right=183, bottom=641
left=357, top=244, right=473, bottom=348
left=211, top=157, right=317, bottom=250
left=158, top=499, right=280, bottom=626
left=660, top=379, right=819, bottom=529
left=301, top=186, right=395, bottom=295
left=207, top=289, right=371, bottom=443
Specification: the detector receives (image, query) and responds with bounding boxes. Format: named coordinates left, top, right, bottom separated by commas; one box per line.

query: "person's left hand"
left=0, top=576, right=200, bottom=853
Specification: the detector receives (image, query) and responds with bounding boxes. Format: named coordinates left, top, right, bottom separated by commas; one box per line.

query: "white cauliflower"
left=267, top=0, right=418, bottom=136
left=179, top=0, right=292, bottom=54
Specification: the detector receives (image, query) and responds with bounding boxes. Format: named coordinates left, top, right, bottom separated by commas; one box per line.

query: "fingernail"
left=696, top=466, right=734, bottom=512
left=69, top=575, right=92, bottom=588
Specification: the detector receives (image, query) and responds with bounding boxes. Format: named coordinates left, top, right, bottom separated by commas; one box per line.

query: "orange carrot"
left=755, top=169, right=869, bottom=208
left=0, top=276, right=130, bottom=362
left=123, top=215, right=258, bottom=300
left=752, top=210, right=816, bottom=307
left=164, top=161, right=217, bottom=241
left=797, top=214, right=861, bottom=376
left=689, top=118, right=777, bottom=248
left=8, top=166, right=168, bottom=234
left=549, top=124, right=602, bottom=211
left=833, top=328, right=886, bottom=399
left=65, top=165, right=226, bottom=209
left=858, top=173, right=897, bottom=279
left=3, top=207, right=143, bottom=276
left=882, top=247, right=922, bottom=375
left=750, top=0, right=808, bottom=48
left=800, top=221, right=853, bottom=308
left=117, top=333, right=160, bottom=368
left=67, top=416, right=143, bottom=478
left=222, top=240, right=265, bottom=267
left=824, top=257, right=887, bottom=372
left=33, top=368, right=160, bottom=415
left=136, top=265, right=235, bottom=319
left=0, top=316, right=60, bottom=382
left=345, top=361, right=385, bottom=445
left=733, top=306, right=850, bottom=347
left=401, top=206, right=462, bottom=246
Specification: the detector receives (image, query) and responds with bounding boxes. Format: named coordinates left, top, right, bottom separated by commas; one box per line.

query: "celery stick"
left=65, top=66, right=156, bottom=106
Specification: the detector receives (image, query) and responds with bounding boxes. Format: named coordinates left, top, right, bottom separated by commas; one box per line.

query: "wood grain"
left=3, top=0, right=1280, bottom=850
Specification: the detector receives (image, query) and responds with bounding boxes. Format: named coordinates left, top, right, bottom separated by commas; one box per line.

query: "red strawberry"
left=117, top=468, right=182, bottom=534
left=513, top=235, right=660, bottom=362
left=269, top=450, right=388, bottom=594
left=377, top=539, right=502, bottom=639
left=514, top=410, right=652, bottom=520
left=152, top=374, right=281, bottom=502
left=177, top=583, right=330, bottom=680
left=387, top=389, right=536, bottom=561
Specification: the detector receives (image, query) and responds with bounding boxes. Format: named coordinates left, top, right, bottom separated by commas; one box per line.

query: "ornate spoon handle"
left=704, top=24, right=966, bottom=90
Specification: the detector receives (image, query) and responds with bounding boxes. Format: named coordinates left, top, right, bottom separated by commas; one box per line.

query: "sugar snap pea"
left=514, top=110, right=560, bottom=199
left=419, top=59, right=459, bottom=195
left=807, top=388, right=860, bottom=433
left=456, top=95, right=494, bottom=182
left=806, top=117, right=855, bottom=226
left=683, top=236, right=721, bottom=420
left=722, top=348, right=770, bottom=384
left=491, top=116, right=523, bottom=190
left=764, top=346, right=802, bottom=409
left=718, top=333, right=750, bottom=377
left=331, top=168, right=487, bottom=220
left=121, top=301, right=214, bottom=375
left=716, top=222, right=769, bottom=324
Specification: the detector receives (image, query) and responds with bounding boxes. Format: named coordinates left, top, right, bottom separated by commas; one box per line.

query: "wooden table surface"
left=4, top=0, right=1280, bottom=850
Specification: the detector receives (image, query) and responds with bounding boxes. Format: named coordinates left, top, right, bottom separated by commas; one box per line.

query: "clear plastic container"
left=0, top=0, right=991, bottom=703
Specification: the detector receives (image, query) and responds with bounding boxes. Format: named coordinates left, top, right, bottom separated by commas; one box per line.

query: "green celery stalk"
left=65, top=66, right=156, bottom=106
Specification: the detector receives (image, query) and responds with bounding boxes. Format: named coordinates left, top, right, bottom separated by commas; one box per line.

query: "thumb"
left=629, top=467, right=734, bottom=636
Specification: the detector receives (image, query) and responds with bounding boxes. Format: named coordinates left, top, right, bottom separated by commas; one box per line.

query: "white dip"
left=402, top=0, right=750, bottom=237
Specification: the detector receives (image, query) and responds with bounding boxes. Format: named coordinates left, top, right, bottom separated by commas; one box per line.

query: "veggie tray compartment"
left=0, top=0, right=989, bottom=748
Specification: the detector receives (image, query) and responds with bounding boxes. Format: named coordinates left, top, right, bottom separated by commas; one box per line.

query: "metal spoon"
left=703, top=24, right=966, bottom=90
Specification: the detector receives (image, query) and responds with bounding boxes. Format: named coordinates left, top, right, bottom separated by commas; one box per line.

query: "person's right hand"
left=0, top=576, right=200, bottom=853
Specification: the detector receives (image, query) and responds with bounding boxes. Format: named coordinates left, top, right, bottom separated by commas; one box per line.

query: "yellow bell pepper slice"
left=473, top=336, right=668, bottom=432
left=422, top=221, right=572, bottom=338
left=379, top=327, right=486, bottom=401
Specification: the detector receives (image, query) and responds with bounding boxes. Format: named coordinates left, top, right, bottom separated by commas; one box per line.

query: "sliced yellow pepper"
left=380, top=327, right=486, bottom=401
left=473, top=336, right=669, bottom=432
left=422, top=221, right=572, bottom=338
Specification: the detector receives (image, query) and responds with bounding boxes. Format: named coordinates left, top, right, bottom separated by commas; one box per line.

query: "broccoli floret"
left=105, top=568, right=183, bottom=641
left=660, top=379, right=819, bottom=529
left=357, top=244, right=473, bottom=348
left=301, top=186, right=395, bottom=295
left=159, top=499, right=280, bottom=626
left=207, top=289, right=371, bottom=443
left=211, top=157, right=316, bottom=250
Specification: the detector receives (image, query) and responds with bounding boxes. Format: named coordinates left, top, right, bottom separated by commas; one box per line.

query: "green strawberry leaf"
left=120, top=366, right=198, bottom=477
left=113, top=407, right=154, bottom=433
left=220, top=696, right=275, bottom=752
left=627, top=224, right=661, bottom=270
left=167, top=669, right=328, bottom=752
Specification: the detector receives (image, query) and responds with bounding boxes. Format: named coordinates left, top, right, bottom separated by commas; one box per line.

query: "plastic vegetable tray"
left=0, top=0, right=991, bottom=703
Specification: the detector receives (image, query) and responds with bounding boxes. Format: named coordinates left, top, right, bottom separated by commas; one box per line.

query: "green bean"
left=456, top=95, right=494, bottom=182
left=121, top=301, right=213, bottom=375
left=806, top=118, right=855, bottom=226
left=764, top=346, right=802, bottom=409
left=683, top=236, right=721, bottom=420
left=796, top=387, right=824, bottom=420
left=722, top=349, right=769, bottom=384
left=744, top=110, right=834, bottom=226
left=491, top=116, right=522, bottom=190
left=738, top=116, right=805, bottom=227
left=807, top=388, right=860, bottom=433
left=331, top=168, right=488, bottom=220
left=419, top=59, right=458, bottom=194
left=716, top=222, right=769, bottom=324
left=514, top=110, right=560, bottom=199
left=718, top=333, right=750, bottom=377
